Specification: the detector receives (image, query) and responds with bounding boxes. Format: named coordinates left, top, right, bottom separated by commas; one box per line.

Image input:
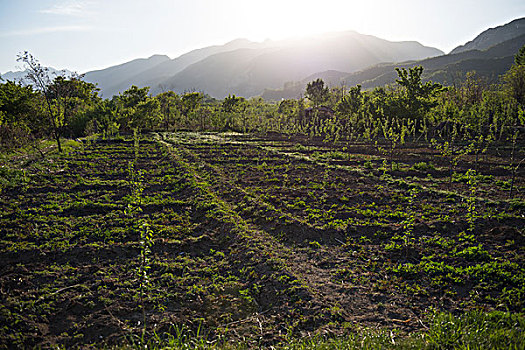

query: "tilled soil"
left=0, top=133, right=523, bottom=348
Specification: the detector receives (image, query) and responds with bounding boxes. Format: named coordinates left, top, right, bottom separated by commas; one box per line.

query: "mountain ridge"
left=450, top=17, right=525, bottom=54
left=85, top=39, right=270, bottom=97
left=81, top=31, right=442, bottom=98
left=261, top=19, right=525, bottom=100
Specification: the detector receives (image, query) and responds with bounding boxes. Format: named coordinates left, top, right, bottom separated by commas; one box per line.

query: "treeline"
left=1, top=49, right=524, bottom=154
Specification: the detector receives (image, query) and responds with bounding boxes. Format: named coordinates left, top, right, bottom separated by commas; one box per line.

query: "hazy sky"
left=1, top=0, right=524, bottom=74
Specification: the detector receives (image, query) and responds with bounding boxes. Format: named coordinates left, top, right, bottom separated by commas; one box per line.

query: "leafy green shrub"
left=294, top=144, right=308, bottom=152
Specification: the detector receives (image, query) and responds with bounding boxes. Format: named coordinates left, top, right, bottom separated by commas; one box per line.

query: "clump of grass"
left=410, top=161, right=435, bottom=172
left=423, top=310, right=524, bottom=349
left=288, top=311, right=524, bottom=349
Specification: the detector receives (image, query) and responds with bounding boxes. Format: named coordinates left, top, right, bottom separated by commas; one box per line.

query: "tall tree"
left=305, top=78, right=330, bottom=107
left=181, top=92, right=203, bottom=128
left=16, top=52, right=99, bottom=151
left=46, top=76, right=100, bottom=137
left=395, top=66, right=443, bottom=128
left=156, top=91, right=180, bottom=131
left=17, top=52, right=66, bottom=152
left=503, top=47, right=525, bottom=108
left=336, top=85, right=363, bottom=131
left=222, top=94, right=246, bottom=131
left=181, top=92, right=203, bottom=116
left=337, top=85, right=362, bottom=116
left=119, top=86, right=160, bottom=132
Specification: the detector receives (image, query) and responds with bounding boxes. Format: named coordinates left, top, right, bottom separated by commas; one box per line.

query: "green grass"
left=118, top=311, right=524, bottom=349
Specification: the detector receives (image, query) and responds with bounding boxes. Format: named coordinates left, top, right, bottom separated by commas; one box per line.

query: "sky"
left=1, top=0, right=524, bottom=74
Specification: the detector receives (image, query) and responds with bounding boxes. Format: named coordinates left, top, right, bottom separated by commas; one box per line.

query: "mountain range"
left=2, top=17, right=524, bottom=100
left=263, top=17, right=525, bottom=100
left=82, top=32, right=443, bottom=98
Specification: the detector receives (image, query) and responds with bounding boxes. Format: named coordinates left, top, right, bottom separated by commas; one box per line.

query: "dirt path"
left=160, top=134, right=440, bottom=333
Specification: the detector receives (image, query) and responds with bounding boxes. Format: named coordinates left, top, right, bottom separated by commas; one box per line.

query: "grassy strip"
left=119, top=310, right=524, bottom=349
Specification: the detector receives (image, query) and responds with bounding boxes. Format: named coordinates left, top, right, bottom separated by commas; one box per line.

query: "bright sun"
left=220, top=0, right=375, bottom=42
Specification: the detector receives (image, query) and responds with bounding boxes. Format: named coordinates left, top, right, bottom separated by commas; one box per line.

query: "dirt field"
left=0, top=132, right=523, bottom=348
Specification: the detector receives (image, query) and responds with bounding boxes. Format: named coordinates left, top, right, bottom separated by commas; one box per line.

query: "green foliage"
left=121, top=311, right=525, bottom=349
left=119, top=85, right=160, bottom=132
left=125, top=156, right=155, bottom=337
left=503, top=63, right=525, bottom=107
left=156, top=91, right=181, bottom=131
left=515, top=45, right=525, bottom=66
left=395, top=66, right=443, bottom=120
left=5, top=57, right=525, bottom=154
left=337, top=85, right=362, bottom=117
left=83, top=98, right=120, bottom=138
left=16, top=52, right=101, bottom=152
left=465, top=169, right=478, bottom=232
left=0, top=80, right=43, bottom=149
left=424, top=310, right=524, bottom=349
left=0, top=166, right=29, bottom=189
left=181, top=92, right=204, bottom=116
left=411, top=162, right=435, bottom=172
left=222, top=94, right=247, bottom=131
left=305, top=78, right=330, bottom=107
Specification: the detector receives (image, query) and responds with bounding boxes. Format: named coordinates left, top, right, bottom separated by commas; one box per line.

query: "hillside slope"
left=89, top=39, right=265, bottom=97
left=83, top=55, right=170, bottom=97
left=451, top=17, right=525, bottom=54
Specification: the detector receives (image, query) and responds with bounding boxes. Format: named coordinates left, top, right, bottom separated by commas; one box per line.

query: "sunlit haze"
left=1, top=0, right=524, bottom=73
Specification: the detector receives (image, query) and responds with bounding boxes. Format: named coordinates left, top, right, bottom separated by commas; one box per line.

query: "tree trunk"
left=55, top=132, right=62, bottom=153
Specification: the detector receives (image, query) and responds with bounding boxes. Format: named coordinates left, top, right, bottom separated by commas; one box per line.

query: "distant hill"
left=450, top=17, right=525, bottom=54
left=81, top=31, right=442, bottom=98
left=83, top=55, right=170, bottom=98
left=83, top=39, right=268, bottom=97
left=156, top=32, right=442, bottom=98
left=0, top=67, right=74, bottom=85
left=262, top=19, right=525, bottom=100
left=115, top=39, right=265, bottom=94
left=346, top=34, right=524, bottom=87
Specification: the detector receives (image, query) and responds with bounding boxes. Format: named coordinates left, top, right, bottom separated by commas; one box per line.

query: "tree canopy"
left=305, top=78, right=330, bottom=107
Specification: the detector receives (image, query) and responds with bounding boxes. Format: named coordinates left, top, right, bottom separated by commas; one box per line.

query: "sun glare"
left=227, top=0, right=370, bottom=42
